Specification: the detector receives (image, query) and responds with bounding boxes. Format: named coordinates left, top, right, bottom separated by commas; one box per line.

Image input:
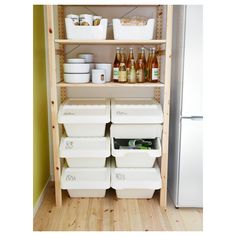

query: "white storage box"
left=111, top=160, right=162, bottom=199
left=61, top=160, right=110, bottom=198
left=112, top=19, right=155, bottom=40
left=111, top=98, right=163, bottom=124
left=59, top=136, right=110, bottom=167
left=58, top=98, right=110, bottom=137
left=111, top=124, right=162, bottom=167
left=65, top=18, right=108, bottom=40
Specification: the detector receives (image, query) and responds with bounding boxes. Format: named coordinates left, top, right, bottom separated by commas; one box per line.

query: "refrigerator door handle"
left=180, top=116, right=203, bottom=120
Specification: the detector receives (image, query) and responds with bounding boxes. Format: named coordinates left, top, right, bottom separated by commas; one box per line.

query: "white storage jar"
left=111, top=124, right=162, bottom=167
left=58, top=98, right=110, bottom=137
left=111, top=159, right=162, bottom=199
left=61, top=160, right=110, bottom=198
left=111, top=98, right=163, bottom=124
left=59, top=136, right=110, bottom=167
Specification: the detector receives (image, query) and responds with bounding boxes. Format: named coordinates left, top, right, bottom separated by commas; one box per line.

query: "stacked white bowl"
left=64, top=53, right=94, bottom=83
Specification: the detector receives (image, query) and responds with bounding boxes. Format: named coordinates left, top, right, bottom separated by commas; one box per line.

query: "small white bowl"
left=67, top=58, right=85, bottom=64
left=63, top=63, right=90, bottom=73
left=78, top=53, right=94, bottom=63
left=64, top=73, right=90, bottom=83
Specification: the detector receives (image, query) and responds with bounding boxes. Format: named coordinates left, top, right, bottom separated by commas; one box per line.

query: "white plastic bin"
left=111, top=98, right=163, bottom=124
left=59, top=136, right=110, bottom=167
left=111, top=124, right=162, bottom=167
left=58, top=98, right=110, bottom=137
left=65, top=18, right=108, bottom=40
left=61, top=160, right=110, bottom=198
left=112, top=19, right=155, bottom=40
left=111, top=159, right=162, bottom=199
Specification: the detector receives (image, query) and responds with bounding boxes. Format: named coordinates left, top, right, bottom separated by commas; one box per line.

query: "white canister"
left=66, top=14, right=79, bottom=25
left=95, top=64, right=112, bottom=82
left=80, top=14, right=93, bottom=26
left=92, top=69, right=106, bottom=84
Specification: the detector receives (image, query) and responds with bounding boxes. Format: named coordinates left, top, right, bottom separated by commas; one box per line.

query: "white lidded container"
left=111, top=124, right=162, bottom=167
left=65, top=18, right=108, bottom=40
left=111, top=98, right=163, bottom=124
left=61, top=159, right=110, bottom=198
left=112, top=19, right=155, bottom=40
left=59, top=136, right=110, bottom=167
left=111, top=159, right=162, bottom=199
left=58, top=98, right=110, bottom=137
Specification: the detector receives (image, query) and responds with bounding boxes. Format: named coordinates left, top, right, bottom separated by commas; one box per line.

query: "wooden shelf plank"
left=57, top=81, right=165, bottom=88
left=55, top=39, right=166, bottom=45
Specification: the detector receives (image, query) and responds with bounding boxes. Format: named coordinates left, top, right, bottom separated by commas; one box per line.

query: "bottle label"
left=119, top=71, right=127, bottom=82
left=152, top=68, right=159, bottom=80
left=136, top=69, right=144, bottom=82
left=113, top=67, right=119, bottom=81
left=128, top=67, right=136, bottom=83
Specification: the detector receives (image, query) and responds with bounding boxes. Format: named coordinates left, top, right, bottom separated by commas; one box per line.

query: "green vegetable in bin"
left=128, top=139, right=152, bottom=149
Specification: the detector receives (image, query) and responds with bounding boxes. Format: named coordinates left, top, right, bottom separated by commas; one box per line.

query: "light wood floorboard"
left=33, top=182, right=203, bottom=231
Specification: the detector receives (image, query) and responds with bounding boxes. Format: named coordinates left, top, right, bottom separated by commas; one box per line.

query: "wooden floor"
left=33, top=182, right=203, bottom=231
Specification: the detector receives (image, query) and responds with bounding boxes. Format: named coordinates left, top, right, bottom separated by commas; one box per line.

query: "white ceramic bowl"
left=67, top=58, right=85, bottom=64
left=78, top=53, right=94, bottom=63
left=63, top=63, right=90, bottom=73
left=64, top=73, right=90, bottom=83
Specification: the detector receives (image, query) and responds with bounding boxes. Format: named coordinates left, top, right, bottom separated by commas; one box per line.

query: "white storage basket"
left=111, top=98, right=163, bottom=124
left=61, top=160, right=110, bottom=198
left=65, top=18, right=108, bottom=40
left=112, top=19, right=155, bottom=40
left=111, top=124, right=162, bottom=167
left=111, top=159, right=162, bottom=199
left=59, top=136, right=110, bottom=167
left=58, top=98, right=110, bottom=137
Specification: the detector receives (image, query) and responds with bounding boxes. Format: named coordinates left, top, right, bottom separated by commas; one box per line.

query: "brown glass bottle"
left=113, top=47, right=120, bottom=82
left=150, top=48, right=159, bottom=83
left=126, top=48, right=134, bottom=82
left=136, top=58, right=145, bottom=83
left=118, top=50, right=127, bottom=83
left=146, top=48, right=153, bottom=82
left=128, top=59, right=136, bottom=83
left=140, top=47, right=147, bottom=81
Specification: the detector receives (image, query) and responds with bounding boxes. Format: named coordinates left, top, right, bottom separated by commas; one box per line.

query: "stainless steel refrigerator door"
left=178, top=118, right=203, bottom=207
left=181, top=5, right=203, bottom=117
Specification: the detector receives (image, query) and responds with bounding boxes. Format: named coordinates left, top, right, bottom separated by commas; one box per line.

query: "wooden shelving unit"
left=57, top=81, right=165, bottom=88
left=46, top=5, right=173, bottom=210
left=55, top=39, right=166, bottom=45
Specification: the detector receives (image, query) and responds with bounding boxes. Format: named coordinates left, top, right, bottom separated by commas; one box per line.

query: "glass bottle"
left=140, top=47, right=147, bottom=81
left=150, top=48, right=159, bottom=83
left=127, top=48, right=135, bottom=83
left=136, top=58, right=145, bottom=83
left=128, top=59, right=136, bottom=83
left=118, top=50, right=127, bottom=83
left=146, top=48, right=153, bottom=82
left=113, top=47, right=120, bottom=83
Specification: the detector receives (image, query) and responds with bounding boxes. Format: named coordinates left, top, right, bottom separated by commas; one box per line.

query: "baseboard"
left=33, top=177, right=51, bottom=218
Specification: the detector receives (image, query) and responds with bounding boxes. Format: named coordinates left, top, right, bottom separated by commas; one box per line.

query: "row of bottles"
left=113, top=47, right=159, bottom=83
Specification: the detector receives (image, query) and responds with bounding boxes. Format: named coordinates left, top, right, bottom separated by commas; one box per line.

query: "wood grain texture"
left=33, top=183, right=203, bottom=231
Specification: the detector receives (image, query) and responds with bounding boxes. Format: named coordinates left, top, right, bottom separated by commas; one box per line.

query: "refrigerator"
left=168, top=5, right=203, bottom=208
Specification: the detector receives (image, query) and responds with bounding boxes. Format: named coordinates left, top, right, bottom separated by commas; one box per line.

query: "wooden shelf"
left=57, top=81, right=165, bottom=88
left=55, top=39, right=166, bottom=45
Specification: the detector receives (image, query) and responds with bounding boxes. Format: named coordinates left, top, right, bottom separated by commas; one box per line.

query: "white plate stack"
left=64, top=54, right=94, bottom=83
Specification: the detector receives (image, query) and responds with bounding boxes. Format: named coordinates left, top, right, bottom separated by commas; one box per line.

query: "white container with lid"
left=111, top=98, right=163, bottom=124
left=60, top=136, right=110, bottom=167
left=61, top=159, right=110, bottom=198
left=111, top=159, right=162, bottom=199
left=58, top=98, right=110, bottom=137
left=111, top=124, right=162, bottom=167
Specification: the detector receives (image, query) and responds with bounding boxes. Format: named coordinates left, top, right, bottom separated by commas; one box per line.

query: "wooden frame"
left=45, top=5, right=173, bottom=210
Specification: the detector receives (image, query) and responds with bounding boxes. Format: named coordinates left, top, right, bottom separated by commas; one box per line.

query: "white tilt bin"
left=111, top=124, right=162, bottom=167
left=58, top=98, right=110, bottom=137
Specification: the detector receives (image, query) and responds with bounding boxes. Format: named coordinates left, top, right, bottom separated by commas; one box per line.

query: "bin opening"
left=113, top=138, right=158, bottom=150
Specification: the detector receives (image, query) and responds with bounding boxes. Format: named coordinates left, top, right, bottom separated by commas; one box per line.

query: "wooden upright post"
left=160, top=5, right=173, bottom=209
left=45, top=5, right=62, bottom=207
